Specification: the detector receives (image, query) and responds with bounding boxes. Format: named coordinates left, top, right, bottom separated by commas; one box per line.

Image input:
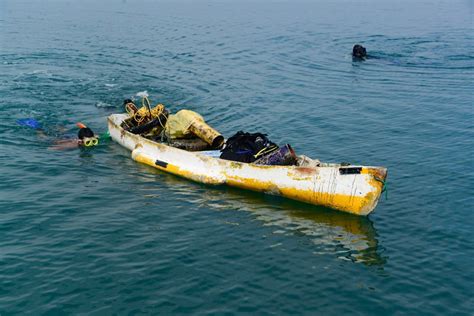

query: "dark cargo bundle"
left=219, top=131, right=279, bottom=163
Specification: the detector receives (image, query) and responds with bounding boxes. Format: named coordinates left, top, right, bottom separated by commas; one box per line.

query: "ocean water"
left=1, top=0, right=473, bottom=314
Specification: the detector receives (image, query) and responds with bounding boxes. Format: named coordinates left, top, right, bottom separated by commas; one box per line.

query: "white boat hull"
left=108, top=114, right=387, bottom=216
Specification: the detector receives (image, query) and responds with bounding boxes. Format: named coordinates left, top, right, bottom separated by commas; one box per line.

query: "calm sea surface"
left=1, top=0, right=473, bottom=314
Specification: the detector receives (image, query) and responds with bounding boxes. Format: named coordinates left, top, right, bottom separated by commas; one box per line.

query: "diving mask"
left=83, top=137, right=99, bottom=147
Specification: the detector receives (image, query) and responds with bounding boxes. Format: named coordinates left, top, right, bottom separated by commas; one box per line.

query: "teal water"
left=1, top=0, right=473, bottom=314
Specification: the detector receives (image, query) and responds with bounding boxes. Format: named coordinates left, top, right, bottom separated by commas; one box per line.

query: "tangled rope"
left=125, top=97, right=166, bottom=127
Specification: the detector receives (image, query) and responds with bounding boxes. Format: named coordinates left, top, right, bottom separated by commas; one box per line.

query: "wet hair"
left=352, top=44, right=367, bottom=58
left=78, top=127, right=95, bottom=139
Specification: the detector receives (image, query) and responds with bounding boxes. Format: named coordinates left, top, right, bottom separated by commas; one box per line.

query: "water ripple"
left=1, top=0, right=473, bottom=314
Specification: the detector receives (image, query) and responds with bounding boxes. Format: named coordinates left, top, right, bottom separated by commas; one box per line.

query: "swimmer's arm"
left=48, top=139, right=82, bottom=150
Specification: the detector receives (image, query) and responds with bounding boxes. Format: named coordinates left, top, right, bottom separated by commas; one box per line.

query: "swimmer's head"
left=76, top=122, right=98, bottom=147
left=77, top=127, right=95, bottom=140
left=352, top=44, right=367, bottom=59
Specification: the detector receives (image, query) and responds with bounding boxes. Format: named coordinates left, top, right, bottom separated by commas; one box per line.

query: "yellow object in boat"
left=165, top=110, right=224, bottom=148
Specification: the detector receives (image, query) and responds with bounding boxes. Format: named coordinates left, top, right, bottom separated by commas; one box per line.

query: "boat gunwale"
left=107, top=113, right=384, bottom=173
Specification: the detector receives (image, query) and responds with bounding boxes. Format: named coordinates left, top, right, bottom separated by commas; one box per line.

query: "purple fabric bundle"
left=254, top=144, right=297, bottom=166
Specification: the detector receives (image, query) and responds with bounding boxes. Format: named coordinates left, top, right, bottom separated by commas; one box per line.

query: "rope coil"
left=126, top=97, right=166, bottom=126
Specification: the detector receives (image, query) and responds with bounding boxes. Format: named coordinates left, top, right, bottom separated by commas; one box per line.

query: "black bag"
left=220, top=131, right=279, bottom=163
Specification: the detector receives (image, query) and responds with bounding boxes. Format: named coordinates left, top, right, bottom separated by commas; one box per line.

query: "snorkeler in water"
left=49, top=123, right=100, bottom=150
left=17, top=119, right=105, bottom=150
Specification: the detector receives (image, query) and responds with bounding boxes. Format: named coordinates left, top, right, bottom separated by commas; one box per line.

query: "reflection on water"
left=204, top=188, right=386, bottom=266
left=135, top=162, right=386, bottom=266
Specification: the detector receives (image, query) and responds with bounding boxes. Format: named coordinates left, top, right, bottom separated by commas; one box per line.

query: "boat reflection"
left=203, top=187, right=386, bottom=266
left=135, top=162, right=386, bottom=266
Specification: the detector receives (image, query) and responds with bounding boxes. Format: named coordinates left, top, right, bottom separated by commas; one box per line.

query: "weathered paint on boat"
left=108, top=114, right=387, bottom=215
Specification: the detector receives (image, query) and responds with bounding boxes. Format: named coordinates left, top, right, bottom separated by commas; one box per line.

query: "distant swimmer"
left=352, top=44, right=367, bottom=59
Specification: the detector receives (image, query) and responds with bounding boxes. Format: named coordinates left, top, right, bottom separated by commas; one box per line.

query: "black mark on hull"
left=155, top=160, right=168, bottom=168
left=339, top=167, right=362, bottom=175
